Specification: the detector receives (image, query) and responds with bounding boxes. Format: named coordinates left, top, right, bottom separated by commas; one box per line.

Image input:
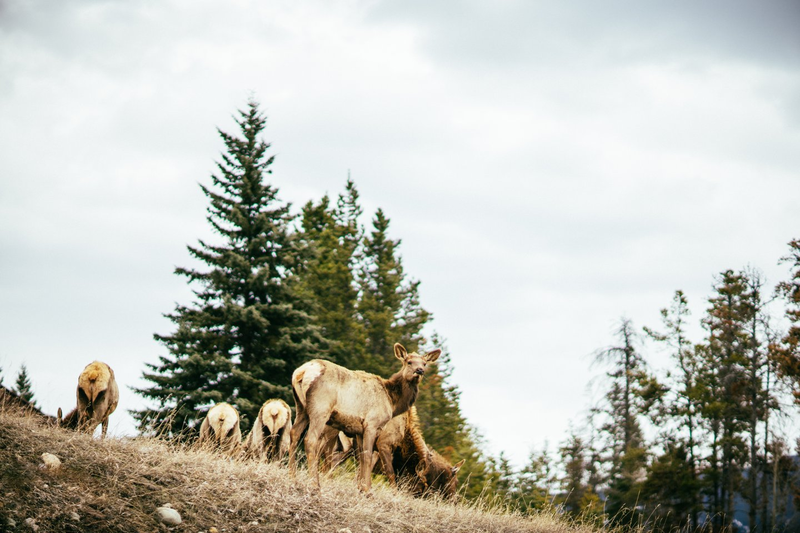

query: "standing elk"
left=57, top=361, right=119, bottom=438
left=373, top=406, right=465, bottom=499
left=243, top=398, right=292, bottom=461
left=198, top=402, right=242, bottom=455
left=288, top=343, right=441, bottom=492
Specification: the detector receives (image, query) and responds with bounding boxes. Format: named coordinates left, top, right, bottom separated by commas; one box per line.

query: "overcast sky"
left=1, top=0, right=799, bottom=468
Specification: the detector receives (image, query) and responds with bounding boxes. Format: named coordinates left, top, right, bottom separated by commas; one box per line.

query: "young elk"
left=373, top=406, right=465, bottom=499
left=198, top=402, right=242, bottom=455
left=57, top=361, right=119, bottom=438
left=243, top=399, right=292, bottom=461
left=288, top=343, right=441, bottom=493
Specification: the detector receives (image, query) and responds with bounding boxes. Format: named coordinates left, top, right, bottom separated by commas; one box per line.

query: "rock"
left=41, top=453, right=61, bottom=470
left=24, top=517, right=38, bottom=531
left=155, top=506, right=182, bottom=526
left=209, top=527, right=219, bottom=533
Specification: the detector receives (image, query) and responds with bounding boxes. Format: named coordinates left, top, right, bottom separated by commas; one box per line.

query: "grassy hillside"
left=0, top=403, right=590, bottom=533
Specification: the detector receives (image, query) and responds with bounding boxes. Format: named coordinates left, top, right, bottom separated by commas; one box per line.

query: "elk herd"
left=53, top=344, right=464, bottom=499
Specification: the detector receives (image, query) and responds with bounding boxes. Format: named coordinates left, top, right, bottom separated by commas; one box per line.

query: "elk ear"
left=424, top=349, right=441, bottom=363
left=452, top=458, right=466, bottom=474
left=394, top=343, right=408, bottom=361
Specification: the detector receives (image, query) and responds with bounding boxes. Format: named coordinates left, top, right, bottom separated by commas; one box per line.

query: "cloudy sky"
left=1, top=0, right=799, bottom=467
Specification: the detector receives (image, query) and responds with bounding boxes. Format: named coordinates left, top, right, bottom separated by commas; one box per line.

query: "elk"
left=373, top=406, right=465, bottom=499
left=288, top=343, right=441, bottom=492
left=198, top=402, right=242, bottom=455
left=243, top=398, right=293, bottom=461
left=57, top=361, right=119, bottom=438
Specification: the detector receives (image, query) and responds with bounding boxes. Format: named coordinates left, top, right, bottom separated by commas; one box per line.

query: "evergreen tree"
left=14, top=364, right=36, bottom=407
left=640, top=442, right=698, bottom=531
left=776, top=239, right=800, bottom=403
left=358, top=208, right=430, bottom=375
left=516, top=445, right=556, bottom=513
left=697, top=269, right=751, bottom=530
left=555, top=432, right=599, bottom=518
left=296, top=179, right=364, bottom=368
left=594, top=318, right=663, bottom=523
left=134, top=101, right=325, bottom=435
left=644, top=290, right=703, bottom=528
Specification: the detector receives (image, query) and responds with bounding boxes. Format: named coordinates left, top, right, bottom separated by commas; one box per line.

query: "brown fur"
left=198, top=402, right=242, bottom=455
left=288, top=343, right=441, bottom=493
left=243, top=399, right=292, bottom=461
left=373, top=406, right=464, bottom=499
left=58, top=361, right=119, bottom=438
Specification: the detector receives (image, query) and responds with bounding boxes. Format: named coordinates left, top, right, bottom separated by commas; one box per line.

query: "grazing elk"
left=198, top=402, right=242, bottom=455
left=243, top=398, right=293, bottom=461
left=288, top=343, right=441, bottom=492
left=373, top=406, right=465, bottom=499
left=57, top=361, right=119, bottom=438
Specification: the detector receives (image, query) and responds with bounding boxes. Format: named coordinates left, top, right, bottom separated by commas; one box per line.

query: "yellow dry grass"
left=0, top=406, right=595, bottom=533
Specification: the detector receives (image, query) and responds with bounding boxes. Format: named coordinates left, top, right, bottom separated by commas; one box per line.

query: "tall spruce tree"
left=358, top=208, right=429, bottom=376
left=297, top=179, right=364, bottom=368
left=697, top=269, right=751, bottom=530
left=134, top=101, right=325, bottom=435
left=14, top=364, right=36, bottom=407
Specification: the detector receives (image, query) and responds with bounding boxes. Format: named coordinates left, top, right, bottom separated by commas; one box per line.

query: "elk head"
left=394, top=343, right=441, bottom=382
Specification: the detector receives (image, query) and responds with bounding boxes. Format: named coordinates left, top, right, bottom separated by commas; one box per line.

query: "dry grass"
left=0, top=406, right=595, bottom=533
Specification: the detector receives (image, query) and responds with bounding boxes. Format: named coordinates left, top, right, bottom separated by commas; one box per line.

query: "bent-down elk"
left=198, top=402, right=242, bottom=455
left=58, top=361, right=119, bottom=438
left=244, top=398, right=293, bottom=461
left=373, top=406, right=465, bottom=499
left=289, top=343, right=441, bottom=492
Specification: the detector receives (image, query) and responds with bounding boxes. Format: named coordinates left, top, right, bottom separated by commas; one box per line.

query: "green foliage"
left=594, top=318, right=659, bottom=520
left=776, top=239, right=800, bottom=403
left=134, top=101, right=325, bottom=435
left=358, top=209, right=430, bottom=377
left=14, top=364, right=36, bottom=408
left=296, top=180, right=364, bottom=368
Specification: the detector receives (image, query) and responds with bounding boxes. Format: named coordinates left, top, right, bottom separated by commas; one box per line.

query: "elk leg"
left=358, top=428, right=378, bottom=493
left=304, top=423, right=325, bottom=490
left=101, top=417, right=109, bottom=439
left=376, top=441, right=396, bottom=485
left=288, top=410, right=309, bottom=476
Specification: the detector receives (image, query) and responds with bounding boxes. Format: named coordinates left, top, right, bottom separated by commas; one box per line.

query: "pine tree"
left=515, top=445, right=556, bottom=513
left=14, top=364, right=37, bottom=407
left=134, top=101, right=325, bottom=435
left=555, top=432, right=594, bottom=517
left=594, top=318, right=663, bottom=523
left=697, top=269, right=751, bottom=530
left=640, top=442, right=698, bottom=531
left=776, top=239, right=800, bottom=403
left=644, top=290, right=702, bottom=528
left=296, top=179, right=364, bottom=368
left=358, top=208, right=430, bottom=376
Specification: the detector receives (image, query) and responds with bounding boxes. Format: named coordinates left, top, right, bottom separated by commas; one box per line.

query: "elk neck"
left=383, top=371, right=420, bottom=417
